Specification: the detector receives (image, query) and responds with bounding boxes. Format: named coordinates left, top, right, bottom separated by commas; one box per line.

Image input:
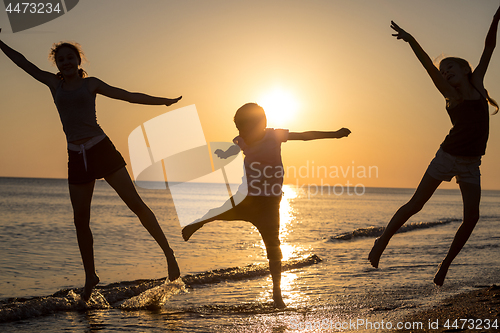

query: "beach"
left=1, top=178, right=499, bottom=332
left=396, top=284, right=500, bottom=333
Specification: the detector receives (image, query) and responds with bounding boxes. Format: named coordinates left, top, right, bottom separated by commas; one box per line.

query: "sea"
left=1, top=177, right=499, bottom=332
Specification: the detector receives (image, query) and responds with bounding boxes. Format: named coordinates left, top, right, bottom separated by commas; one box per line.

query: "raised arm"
left=288, top=128, right=351, bottom=141
left=0, top=29, right=58, bottom=87
left=472, top=5, right=500, bottom=85
left=89, top=77, right=182, bottom=106
left=391, top=21, right=457, bottom=100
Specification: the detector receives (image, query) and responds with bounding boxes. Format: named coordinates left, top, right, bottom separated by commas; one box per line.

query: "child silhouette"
left=183, top=102, right=350, bottom=308
left=369, top=6, right=500, bottom=286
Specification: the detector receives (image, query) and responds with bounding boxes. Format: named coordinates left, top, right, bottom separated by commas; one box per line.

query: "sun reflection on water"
left=279, top=184, right=300, bottom=261
left=280, top=185, right=297, bottom=228
left=254, top=185, right=301, bottom=261
left=255, top=185, right=312, bottom=306
left=256, top=270, right=307, bottom=307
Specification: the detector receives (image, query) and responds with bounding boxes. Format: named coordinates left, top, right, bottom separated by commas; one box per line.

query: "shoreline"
left=397, top=284, right=500, bottom=332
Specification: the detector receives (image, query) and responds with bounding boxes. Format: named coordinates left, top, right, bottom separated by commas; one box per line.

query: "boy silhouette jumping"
left=183, top=103, right=350, bottom=308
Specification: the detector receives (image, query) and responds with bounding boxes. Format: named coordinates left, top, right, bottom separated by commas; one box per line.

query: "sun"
left=257, top=88, right=299, bottom=128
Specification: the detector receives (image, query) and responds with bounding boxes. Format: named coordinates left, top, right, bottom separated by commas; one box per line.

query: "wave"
left=329, top=219, right=460, bottom=241
left=182, top=254, right=322, bottom=286
left=0, top=254, right=321, bottom=323
left=479, top=214, right=500, bottom=220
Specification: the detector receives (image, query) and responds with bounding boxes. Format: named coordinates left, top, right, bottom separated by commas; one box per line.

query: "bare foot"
left=433, top=263, right=449, bottom=286
left=182, top=222, right=204, bottom=241
left=273, top=289, right=286, bottom=309
left=166, top=249, right=181, bottom=281
left=368, top=238, right=386, bottom=268
left=81, top=274, right=100, bottom=302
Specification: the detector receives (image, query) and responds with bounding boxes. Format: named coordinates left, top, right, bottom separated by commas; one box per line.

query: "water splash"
left=120, top=279, right=186, bottom=310
left=81, top=290, right=111, bottom=309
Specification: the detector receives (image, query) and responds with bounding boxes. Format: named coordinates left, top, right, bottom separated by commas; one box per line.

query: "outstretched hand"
left=214, top=149, right=227, bottom=159
left=337, top=128, right=351, bottom=138
left=165, top=96, right=182, bottom=106
left=391, top=21, right=412, bottom=42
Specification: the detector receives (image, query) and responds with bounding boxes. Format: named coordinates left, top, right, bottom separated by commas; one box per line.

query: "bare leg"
left=434, top=181, right=480, bottom=286
left=368, top=172, right=442, bottom=268
left=182, top=220, right=209, bottom=241
left=269, top=260, right=285, bottom=308
left=69, top=180, right=100, bottom=301
left=182, top=199, right=236, bottom=241
left=104, top=167, right=180, bottom=281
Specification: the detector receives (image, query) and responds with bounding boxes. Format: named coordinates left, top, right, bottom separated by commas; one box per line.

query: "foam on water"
left=0, top=255, right=321, bottom=323
left=0, top=289, right=110, bottom=323
left=120, top=280, right=186, bottom=310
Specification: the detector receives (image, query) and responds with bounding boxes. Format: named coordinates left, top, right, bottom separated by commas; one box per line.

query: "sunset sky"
left=1, top=0, right=500, bottom=189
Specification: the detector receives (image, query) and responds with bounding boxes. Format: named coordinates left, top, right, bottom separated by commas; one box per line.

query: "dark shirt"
left=53, top=79, right=105, bottom=143
left=441, top=97, right=489, bottom=156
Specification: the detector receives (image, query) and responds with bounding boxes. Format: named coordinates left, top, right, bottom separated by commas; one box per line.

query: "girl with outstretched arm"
left=369, top=5, right=500, bottom=286
left=0, top=29, right=182, bottom=301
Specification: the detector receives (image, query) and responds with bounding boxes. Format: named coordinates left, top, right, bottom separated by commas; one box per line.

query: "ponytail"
left=441, top=57, right=499, bottom=114
left=485, top=89, right=499, bottom=114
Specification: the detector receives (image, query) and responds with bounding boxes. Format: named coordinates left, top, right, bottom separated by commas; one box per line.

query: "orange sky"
left=1, top=0, right=500, bottom=189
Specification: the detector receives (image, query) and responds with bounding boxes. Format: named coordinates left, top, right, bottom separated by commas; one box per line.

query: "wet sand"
left=399, top=284, right=500, bottom=332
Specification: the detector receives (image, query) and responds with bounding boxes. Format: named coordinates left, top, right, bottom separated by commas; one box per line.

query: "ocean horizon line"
left=1, top=176, right=500, bottom=192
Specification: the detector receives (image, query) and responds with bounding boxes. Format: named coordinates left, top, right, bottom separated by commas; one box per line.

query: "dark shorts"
left=202, top=195, right=282, bottom=261
left=426, top=148, right=481, bottom=186
left=68, top=137, right=126, bottom=184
